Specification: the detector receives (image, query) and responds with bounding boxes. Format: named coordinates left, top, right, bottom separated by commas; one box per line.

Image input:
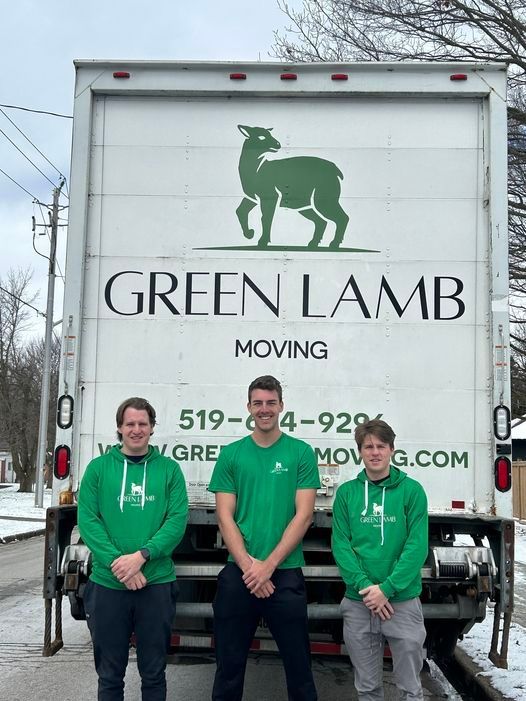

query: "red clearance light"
left=331, top=74, right=348, bottom=81
left=451, top=500, right=465, bottom=509
left=495, top=457, right=511, bottom=492
left=113, top=71, right=130, bottom=79
left=281, top=73, right=297, bottom=80
left=230, top=73, right=247, bottom=80
left=54, top=444, right=71, bottom=480
left=450, top=74, right=467, bottom=81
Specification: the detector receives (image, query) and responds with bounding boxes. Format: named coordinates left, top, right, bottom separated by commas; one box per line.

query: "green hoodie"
left=332, top=466, right=428, bottom=602
left=78, top=444, right=188, bottom=590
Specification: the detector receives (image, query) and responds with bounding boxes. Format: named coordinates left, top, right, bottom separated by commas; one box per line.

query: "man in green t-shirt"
left=208, top=375, right=320, bottom=701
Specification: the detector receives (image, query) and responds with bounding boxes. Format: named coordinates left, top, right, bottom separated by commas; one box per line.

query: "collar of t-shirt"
left=371, top=475, right=390, bottom=486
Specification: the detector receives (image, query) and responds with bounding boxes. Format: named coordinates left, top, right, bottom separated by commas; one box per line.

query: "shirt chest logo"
left=270, top=461, right=288, bottom=475
left=117, top=483, right=155, bottom=506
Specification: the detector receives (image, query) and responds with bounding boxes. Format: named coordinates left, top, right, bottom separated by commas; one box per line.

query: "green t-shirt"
left=208, top=433, right=321, bottom=568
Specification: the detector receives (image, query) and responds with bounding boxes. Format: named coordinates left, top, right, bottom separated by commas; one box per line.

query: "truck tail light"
left=494, top=405, right=511, bottom=440
left=54, top=445, right=71, bottom=480
left=494, top=457, right=511, bottom=492
left=57, top=394, right=74, bottom=429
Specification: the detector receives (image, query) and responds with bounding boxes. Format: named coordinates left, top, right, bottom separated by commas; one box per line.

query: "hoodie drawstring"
left=361, top=480, right=368, bottom=516
left=361, top=479, right=386, bottom=546
left=120, top=459, right=128, bottom=512
left=141, top=461, right=147, bottom=510
left=119, top=458, right=148, bottom=511
left=380, top=486, right=386, bottom=546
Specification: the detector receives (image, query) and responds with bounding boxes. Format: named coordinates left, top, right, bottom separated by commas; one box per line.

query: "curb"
left=0, top=528, right=45, bottom=544
left=454, top=647, right=515, bottom=701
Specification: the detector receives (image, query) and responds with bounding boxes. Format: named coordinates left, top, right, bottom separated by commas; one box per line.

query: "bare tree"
left=274, top=0, right=526, bottom=414
left=0, top=270, right=59, bottom=492
left=511, top=313, right=526, bottom=417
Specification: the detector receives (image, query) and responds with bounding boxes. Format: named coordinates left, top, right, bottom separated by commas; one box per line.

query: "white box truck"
left=43, top=60, right=514, bottom=667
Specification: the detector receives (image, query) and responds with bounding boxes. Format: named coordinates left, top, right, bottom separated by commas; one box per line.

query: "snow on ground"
left=0, top=484, right=51, bottom=540
left=459, top=609, right=526, bottom=700
left=515, top=522, right=526, bottom=564
left=1, top=485, right=526, bottom=698
left=457, top=521, right=526, bottom=700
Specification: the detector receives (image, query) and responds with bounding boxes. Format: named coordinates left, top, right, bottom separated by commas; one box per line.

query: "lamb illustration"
left=236, top=125, right=349, bottom=249
left=131, top=483, right=143, bottom=496
left=373, top=503, right=383, bottom=516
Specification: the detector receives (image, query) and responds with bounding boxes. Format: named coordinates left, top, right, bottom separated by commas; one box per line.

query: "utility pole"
left=35, top=180, right=64, bottom=508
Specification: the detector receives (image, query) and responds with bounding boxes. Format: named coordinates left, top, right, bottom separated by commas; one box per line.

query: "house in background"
left=0, top=446, right=15, bottom=484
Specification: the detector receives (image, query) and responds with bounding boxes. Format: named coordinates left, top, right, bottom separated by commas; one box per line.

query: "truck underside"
left=43, top=505, right=514, bottom=667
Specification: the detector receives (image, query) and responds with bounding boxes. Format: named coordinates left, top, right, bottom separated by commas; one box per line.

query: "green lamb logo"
left=236, top=125, right=349, bottom=250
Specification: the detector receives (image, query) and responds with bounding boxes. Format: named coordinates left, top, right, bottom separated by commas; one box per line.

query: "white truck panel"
left=95, top=95, right=480, bottom=148
left=57, top=61, right=511, bottom=521
left=87, top=196, right=483, bottom=262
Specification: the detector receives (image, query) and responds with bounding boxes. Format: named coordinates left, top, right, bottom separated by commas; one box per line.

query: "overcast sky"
left=0, top=0, right=296, bottom=338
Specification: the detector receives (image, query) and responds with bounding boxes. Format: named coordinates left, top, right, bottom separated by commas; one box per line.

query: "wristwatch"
left=140, top=547, right=151, bottom=561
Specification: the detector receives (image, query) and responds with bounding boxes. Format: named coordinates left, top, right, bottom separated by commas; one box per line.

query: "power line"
left=0, top=103, right=72, bottom=119
left=0, top=284, right=45, bottom=317
left=0, top=166, right=38, bottom=199
left=0, top=170, right=67, bottom=279
left=0, top=126, right=59, bottom=190
left=0, top=107, right=68, bottom=188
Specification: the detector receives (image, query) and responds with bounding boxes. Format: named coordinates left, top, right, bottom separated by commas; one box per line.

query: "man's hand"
left=374, top=602, right=395, bottom=621
left=359, top=585, right=394, bottom=619
left=242, top=558, right=276, bottom=597
left=125, top=571, right=147, bottom=590
left=111, top=552, right=147, bottom=584
left=252, top=580, right=275, bottom=599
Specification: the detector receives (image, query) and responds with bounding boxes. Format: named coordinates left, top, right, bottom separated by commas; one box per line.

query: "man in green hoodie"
left=78, top=397, right=188, bottom=701
left=332, top=419, right=428, bottom=701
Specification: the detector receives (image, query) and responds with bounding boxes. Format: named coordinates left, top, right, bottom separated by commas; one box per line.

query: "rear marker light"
left=451, top=501, right=465, bottom=509
left=281, top=73, right=297, bottom=80
left=494, top=457, right=511, bottom=492
left=331, top=74, right=348, bottom=81
left=54, top=445, right=71, bottom=480
left=113, top=71, right=130, bottom=79
left=450, top=74, right=467, bottom=81
left=230, top=73, right=247, bottom=80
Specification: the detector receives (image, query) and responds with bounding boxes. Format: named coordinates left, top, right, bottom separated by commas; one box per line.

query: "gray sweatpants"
left=340, top=597, right=426, bottom=701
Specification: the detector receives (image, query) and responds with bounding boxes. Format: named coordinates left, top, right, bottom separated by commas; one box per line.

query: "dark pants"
left=212, top=563, right=317, bottom=701
left=83, top=580, right=178, bottom=701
